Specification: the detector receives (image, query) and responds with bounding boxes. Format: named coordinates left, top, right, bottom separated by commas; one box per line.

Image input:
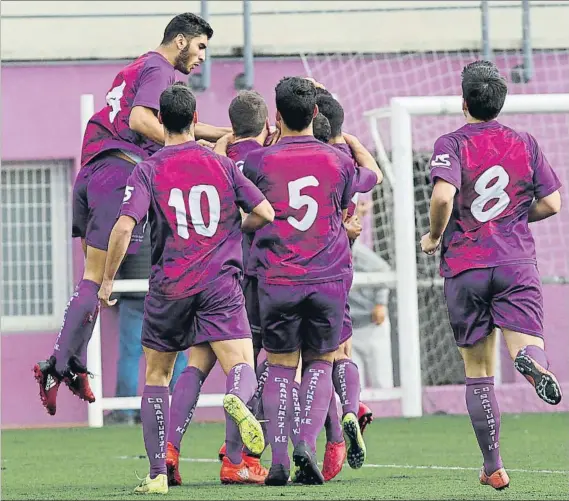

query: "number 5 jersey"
left=430, top=120, right=562, bottom=278
left=81, top=52, right=176, bottom=168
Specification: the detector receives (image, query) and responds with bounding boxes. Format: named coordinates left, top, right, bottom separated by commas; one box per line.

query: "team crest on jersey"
left=430, top=154, right=451, bottom=168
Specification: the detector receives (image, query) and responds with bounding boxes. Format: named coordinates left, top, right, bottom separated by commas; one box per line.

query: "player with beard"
left=33, top=13, right=231, bottom=417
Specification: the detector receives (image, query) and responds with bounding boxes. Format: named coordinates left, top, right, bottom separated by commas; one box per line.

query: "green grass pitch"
left=2, top=413, right=568, bottom=500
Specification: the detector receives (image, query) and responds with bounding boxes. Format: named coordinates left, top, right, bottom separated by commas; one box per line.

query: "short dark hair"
left=313, top=113, right=332, bottom=143
left=159, top=82, right=196, bottom=134
left=161, top=13, right=213, bottom=45
left=315, top=87, right=333, bottom=98
left=461, top=60, right=507, bottom=121
left=228, top=91, right=269, bottom=138
left=275, top=77, right=317, bottom=132
left=316, top=95, right=344, bottom=137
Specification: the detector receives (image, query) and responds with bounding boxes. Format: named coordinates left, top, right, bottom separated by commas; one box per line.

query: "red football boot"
left=322, top=441, right=347, bottom=481
left=166, top=442, right=182, bottom=486
left=63, top=356, right=95, bottom=403
left=33, top=356, right=61, bottom=416
left=358, top=402, right=373, bottom=435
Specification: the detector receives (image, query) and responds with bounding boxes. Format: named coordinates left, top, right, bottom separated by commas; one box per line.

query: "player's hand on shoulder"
left=198, top=139, right=216, bottom=149
left=212, top=133, right=234, bottom=156
left=420, top=232, right=441, bottom=255
left=344, top=215, right=362, bottom=240
left=342, top=132, right=359, bottom=147
left=98, top=280, right=117, bottom=308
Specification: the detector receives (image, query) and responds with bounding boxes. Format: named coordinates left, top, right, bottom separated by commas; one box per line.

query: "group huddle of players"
left=33, top=11, right=563, bottom=495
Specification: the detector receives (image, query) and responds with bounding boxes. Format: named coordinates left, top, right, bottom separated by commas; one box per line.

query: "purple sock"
left=52, top=279, right=100, bottom=374
left=290, top=381, right=301, bottom=448
left=167, top=366, right=206, bottom=452
left=518, top=345, right=550, bottom=370
left=465, top=377, right=503, bottom=475
left=332, top=359, right=360, bottom=417
left=225, top=363, right=257, bottom=465
left=141, top=385, right=169, bottom=479
left=243, top=359, right=269, bottom=457
left=299, top=360, right=334, bottom=453
left=262, top=364, right=296, bottom=468
left=325, top=392, right=344, bottom=443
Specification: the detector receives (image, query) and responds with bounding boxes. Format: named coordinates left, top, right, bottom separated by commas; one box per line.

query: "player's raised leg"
left=493, top=264, right=562, bottom=405
left=34, top=156, right=140, bottom=415
left=166, top=346, right=216, bottom=486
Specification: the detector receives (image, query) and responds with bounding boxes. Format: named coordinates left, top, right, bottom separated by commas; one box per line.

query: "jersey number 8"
left=471, top=165, right=511, bottom=223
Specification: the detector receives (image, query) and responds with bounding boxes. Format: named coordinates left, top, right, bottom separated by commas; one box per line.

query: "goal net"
left=301, top=50, right=569, bottom=393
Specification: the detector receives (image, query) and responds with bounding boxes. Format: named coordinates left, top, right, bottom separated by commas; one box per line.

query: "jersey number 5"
left=471, top=165, right=511, bottom=222
left=287, top=176, right=319, bottom=232
left=168, top=186, right=221, bottom=238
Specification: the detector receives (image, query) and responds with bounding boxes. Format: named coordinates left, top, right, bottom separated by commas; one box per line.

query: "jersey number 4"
left=168, top=186, right=221, bottom=238
left=471, top=165, right=511, bottom=222
left=287, top=176, right=319, bottom=231
left=106, top=81, right=126, bottom=123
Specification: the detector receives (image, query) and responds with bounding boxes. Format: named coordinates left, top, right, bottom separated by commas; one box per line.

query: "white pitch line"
left=115, top=456, right=568, bottom=475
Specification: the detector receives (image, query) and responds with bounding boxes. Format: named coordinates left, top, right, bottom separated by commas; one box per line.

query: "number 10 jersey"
left=430, top=120, right=561, bottom=278
left=120, top=142, right=266, bottom=299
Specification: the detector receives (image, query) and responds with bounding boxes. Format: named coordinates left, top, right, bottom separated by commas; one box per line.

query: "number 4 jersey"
left=120, top=142, right=266, bottom=299
left=81, top=51, right=176, bottom=168
left=243, top=135, right=356, bottom=284
left=430, top=120, right=561, bottom=278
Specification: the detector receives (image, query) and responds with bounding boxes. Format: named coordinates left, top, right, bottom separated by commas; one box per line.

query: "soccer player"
left=242, top=77, right=356, bottom=486
left=98, top=83, right=274, bottom=493
left=317, top=94, right=382, bottom=479
left=421, top=60, right=562, bottom=490
left=33, top=12, right=231, bottom=416
left=166, top=90, right=271, bottom=485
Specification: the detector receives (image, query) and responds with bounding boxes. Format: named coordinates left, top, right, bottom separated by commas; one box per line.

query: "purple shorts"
left=339, top=275, right=354, bottom=345
left=142, top=275, right=252, bottom=352
left=72, top=154, right=144, bottom=253
left=258, top=279, right=347, bottom=354
left=242, top=275, right=262, bottom=351
left=444, top=264, right=544, bottom=348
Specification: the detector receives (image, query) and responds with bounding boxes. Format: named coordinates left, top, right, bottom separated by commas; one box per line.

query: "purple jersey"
left=332, top=143, right=377, bottom=216
left=430, top=120, right=561, bottom=278
left=81, top=52, right=176, bottom=167
left=243, top=136, right=355, bottom=285
left=120, top=142, right=265, bottom=299
left=227, top=139, right=264, bottom=275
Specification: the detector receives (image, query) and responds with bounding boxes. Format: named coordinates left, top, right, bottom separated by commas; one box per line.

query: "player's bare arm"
left=528, top=190, right=561, bottom=223
left=196, top=122, right=233, bottom=142
left=344, top=214, right=362, bottom=240
left=421, top=179, right=457, bottom=254
left=242, top=200, right=275, bottom=233
left=213, top=133, right=235, bottom=156
left=129, top=106, right=165, bottom=145
left=343, top=133, right=383, bottom=185
left=98, top=216, right=136, bottom=307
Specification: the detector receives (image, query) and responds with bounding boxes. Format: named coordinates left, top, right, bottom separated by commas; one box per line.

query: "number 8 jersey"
left=120, top=142, right=266, bottom=299
left=243, top=136, right=356, bottom=284
left=430, top=120, right=561, bottom=278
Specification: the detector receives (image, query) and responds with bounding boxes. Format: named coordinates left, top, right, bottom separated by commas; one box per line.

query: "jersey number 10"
left=168, top=186, right=221, bottom=238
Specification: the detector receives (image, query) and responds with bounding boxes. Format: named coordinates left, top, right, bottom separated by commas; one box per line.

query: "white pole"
left=80, top=94, right=104, bottom=428
left=391, top=98, right=423, bottom=418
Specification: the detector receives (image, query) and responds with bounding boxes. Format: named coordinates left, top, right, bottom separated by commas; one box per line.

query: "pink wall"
left=2, top=53, right=568, bottom=428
